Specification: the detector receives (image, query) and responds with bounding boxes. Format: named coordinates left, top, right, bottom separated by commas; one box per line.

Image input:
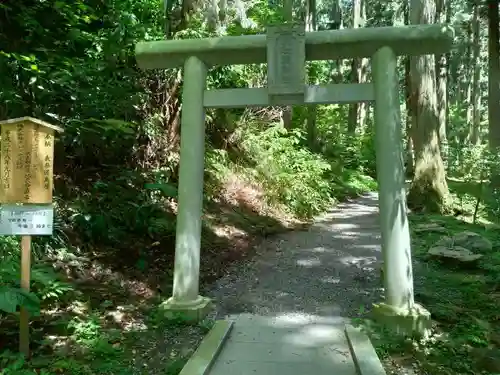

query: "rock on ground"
left=427, top=231, right=492, bottom=264
left=434, top=231, right=492, bottom=253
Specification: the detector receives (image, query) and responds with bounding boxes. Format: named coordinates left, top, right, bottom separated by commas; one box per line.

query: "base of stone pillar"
left=372, top=302, right=431, bottom=337
left=159, top=295, right=213, bottom=323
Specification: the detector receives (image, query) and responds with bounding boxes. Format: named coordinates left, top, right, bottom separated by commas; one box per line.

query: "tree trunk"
left=347, top=0, right=367, bottom=134
left=406, top=127, right=415, bottom=177
left=405, top=56, right=416, bottom=179
left=305, top=0, right=317, bottom=148
left=469, top=3, right=482, bottom=145
left=281, top=0, right=294, bottom=129
left=305, top=0, right=316, bottom=30
left=407, top=0, right=449, bottom=213
left=488, top=0, right=500, bottom=187
left=404, top=2, right=415, bottom=178
left=435, top=0, right=448, bottom=168
left=280, top=108, right=293, bottom=129
left=306, top=105, right=317, bottom=149
left=331, top=0, right=344, bottom=83
left=465, top=20, right=474, bottom=136
left=347, top=60, right=359, bottom=133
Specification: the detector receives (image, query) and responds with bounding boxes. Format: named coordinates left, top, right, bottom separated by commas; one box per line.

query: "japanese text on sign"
left=2, top=130, right=12, bottom=191
left=0, top=205, right=54, bottom=235
left=0, top=120, right=56, bottom=203
left=266, top=24, right=306, bottom=100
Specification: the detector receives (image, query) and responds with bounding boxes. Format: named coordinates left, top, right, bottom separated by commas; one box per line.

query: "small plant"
left=0, top=351, right=34, bottom=375
left=0, top=238, right=42, bottom=316
left=0, top=286, right=40, bottom=316
left=198, top=318, right=215, bottom=333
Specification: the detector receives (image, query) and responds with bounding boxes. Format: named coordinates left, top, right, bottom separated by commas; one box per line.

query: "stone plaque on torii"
left=135, top=16, right=454, bottom=334
left=266, top=23, right=306, bottom=105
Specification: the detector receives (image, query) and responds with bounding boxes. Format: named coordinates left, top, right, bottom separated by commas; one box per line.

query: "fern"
left=0, top=286, right=41, bottom=315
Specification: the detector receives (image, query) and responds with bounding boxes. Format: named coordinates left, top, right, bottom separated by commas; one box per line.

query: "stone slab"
left=228, top=321, right=347, bottom=346
left=207, top=316, right=356, bottom=375
left=178, top=320, right=233, bottom=375
left=266, top=23, right=306, bottom=98
left=209, top=360, right=355, bottom=375
left=228, top=326, right=296, bottom=343
left=215, top=341, right=351, bottom=363
left=345, top=324, right=386, bottom=375
left=227, top=312, right=348, bottom=327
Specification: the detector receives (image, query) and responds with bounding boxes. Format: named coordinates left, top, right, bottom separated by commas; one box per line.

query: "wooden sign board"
left=0, top=204, right=54, bottom=235
left=0, top=117, right=63, bottom=204
left=266, top=23, right=306, bottom=105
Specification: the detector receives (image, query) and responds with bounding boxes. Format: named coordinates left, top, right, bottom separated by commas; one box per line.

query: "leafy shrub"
left=313, top=105, right=376, bottom=177
left=68, top=171, right=177, bottom=245
left=0, top=236, right=73, bottom=316
left=240, top=125, right=334, bottom=218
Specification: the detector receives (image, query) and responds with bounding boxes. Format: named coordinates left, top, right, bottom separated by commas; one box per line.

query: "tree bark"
left=331, top=0, right=344, bottom=83
left=465, top=20, right=474, bottom=139
left=281, top=0, right=294, bottom=129
left=488, top=0, right=500, bottom=187
left=469, top=3, right=482, bottom=145
left=407, top=0, right=449, bottom=213
left=404, top=1, right=415, bottom=178
left=435, top=0, right=448, bottom=167
left=305, top=0, right=317, bottom=149
left=347, top=0, right=367, bottom=134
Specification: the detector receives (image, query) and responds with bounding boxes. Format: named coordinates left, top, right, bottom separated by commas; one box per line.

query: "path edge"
left=345, top=324, right=387, bottom=375
left=179, top=320, right=234, bottom=375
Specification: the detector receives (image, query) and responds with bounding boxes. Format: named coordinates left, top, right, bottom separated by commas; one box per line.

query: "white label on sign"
left=0, top=204, right=54, bottom=235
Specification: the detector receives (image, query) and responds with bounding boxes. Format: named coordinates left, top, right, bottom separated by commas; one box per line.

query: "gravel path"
left=207, top=192, right=385, bottom=320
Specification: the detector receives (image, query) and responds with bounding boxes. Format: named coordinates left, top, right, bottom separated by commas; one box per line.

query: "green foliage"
left=314, top=105, right=376, bottom=176
left=232, top=123, right=375, bottom=218
left=0, top=287, right=40, bottom=316
left=240, top=125, right=334, bottom=218
left=448, top=142, right=489, bottom=180
left=144, top=183, right=178, bottom=199
left=446, top=142, right=500, bottom=224
left=0, top=1, right=378, bottom=374
left=0, top=0, right=163, bottom=120
left=0, top=235, right=73, bottom=317
left=0, top=351, right=44, bottom=375
left=64, top=119, right=138, bottom=167
left=69, top=171, right=177, bottom=245
left=365, top=183, right=500, bottom=374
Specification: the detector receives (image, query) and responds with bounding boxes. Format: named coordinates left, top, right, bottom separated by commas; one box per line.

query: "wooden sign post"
left=0, top=117, right=63, bottom=357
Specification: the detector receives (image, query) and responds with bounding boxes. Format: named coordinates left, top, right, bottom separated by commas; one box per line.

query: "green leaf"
left=0, top=286, right=41, bottom=315
left=144, top=183, right=178, bottom=198
left=135, top=258, right=147, bottom=271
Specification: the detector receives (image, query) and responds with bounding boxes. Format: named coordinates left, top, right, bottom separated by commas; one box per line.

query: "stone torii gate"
left=136, top=23, right=453, bottom=332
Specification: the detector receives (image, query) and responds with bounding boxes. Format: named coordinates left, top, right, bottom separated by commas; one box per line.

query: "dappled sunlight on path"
left=208, top=192, right=384, bottom=320
left=210, top=313, right=356, bottom=375
left=204, top=193, right=386, bottom=375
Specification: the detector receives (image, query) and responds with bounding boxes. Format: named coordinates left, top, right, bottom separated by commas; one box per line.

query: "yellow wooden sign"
left=0, top=117, right=63, bottom=204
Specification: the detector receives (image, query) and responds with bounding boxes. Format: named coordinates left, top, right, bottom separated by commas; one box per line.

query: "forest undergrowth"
left=364, top=171, right=500, bottom=375
left=5, top=0, right=500, bottom=374
left=0, top=117, right=376, bottom=375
